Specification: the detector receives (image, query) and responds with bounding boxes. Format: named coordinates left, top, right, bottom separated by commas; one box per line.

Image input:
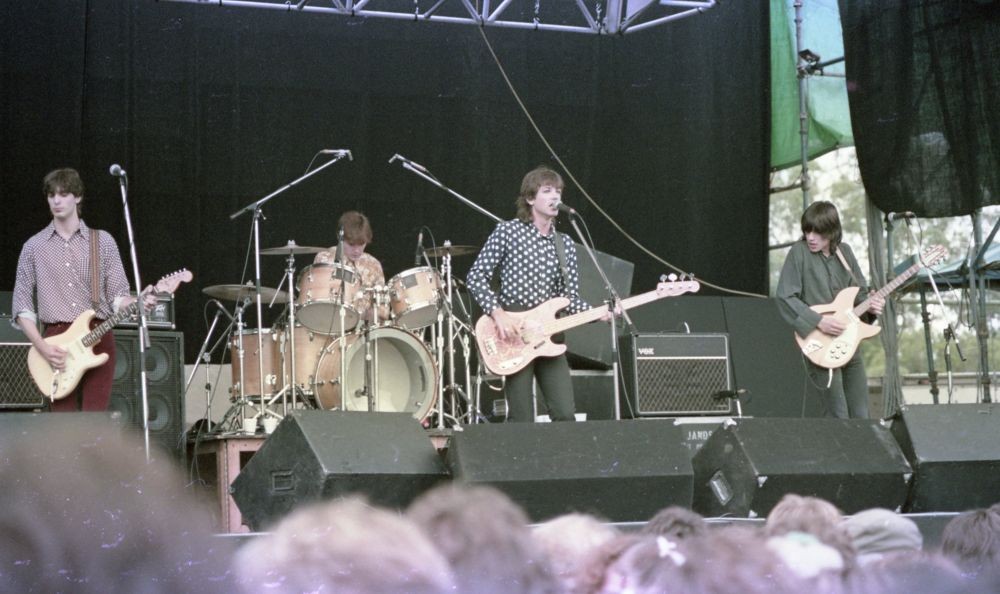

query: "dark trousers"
left=504, top=354, right=576, bottom=422
left=43, top=321, right=116, bottom=412
left=806, top=352, right=869, bottom=419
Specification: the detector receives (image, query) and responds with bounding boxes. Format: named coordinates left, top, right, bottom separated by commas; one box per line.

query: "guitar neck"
left=81, top=292, right=147, bottom=348
left=852, top=261, right=921, bottom=316
left=546, top=290, right=662, bottom=336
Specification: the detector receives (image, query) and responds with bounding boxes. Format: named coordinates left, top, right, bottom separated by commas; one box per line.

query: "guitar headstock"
left=656, top=274, right=701, bottom=298
left=154, top=269, right=194, bottom=295
left=920, top=245, right=947, bottom=268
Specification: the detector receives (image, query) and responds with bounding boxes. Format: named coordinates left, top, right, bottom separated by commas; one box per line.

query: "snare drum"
left=229, top=328, right=281, bottom=397
left=296, top=263, right=362, bottom=335
left=313, top=327, right=437, bottom=420
left=279, top=323, right=329, bottom=395
left=388, top=266, right=443, bottom=330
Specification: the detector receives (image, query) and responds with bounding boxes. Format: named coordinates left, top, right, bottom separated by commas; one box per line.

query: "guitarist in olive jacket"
left=776, top=201, right=884, bottom=419
left=12, top=168, right=153, bottom=412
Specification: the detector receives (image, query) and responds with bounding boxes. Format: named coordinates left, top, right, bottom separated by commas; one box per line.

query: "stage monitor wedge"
left=448, top=420, right=693, bottom=522
left=890, top=403, right=1000, bottom=512
left=232, top=411, right=448, bottom=531
left=692, top=418, right=912, bottom=518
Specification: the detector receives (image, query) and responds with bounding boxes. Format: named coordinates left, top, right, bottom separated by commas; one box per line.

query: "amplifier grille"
left=621, top=333, right=733, bottom=416
left=0, top=343, right=45, bottom=409
left=635, top=357, right=731, bottom=415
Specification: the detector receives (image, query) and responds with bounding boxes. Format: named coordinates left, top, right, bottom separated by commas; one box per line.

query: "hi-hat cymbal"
left=423, top=244, right=479, bottom=258
left=260, top=241, right=326, bottom=256
left=203, top=283, right=290, bottom=303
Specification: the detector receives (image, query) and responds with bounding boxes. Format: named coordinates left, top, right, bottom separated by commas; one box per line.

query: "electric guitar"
left=796, top=245, right=946, bottom=369
left=475, top=277, right=700, bottom=376
left=27, top=269, right=193, bottom=399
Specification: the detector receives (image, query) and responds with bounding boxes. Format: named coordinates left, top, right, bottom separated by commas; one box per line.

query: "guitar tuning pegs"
left=660, top=274, right=668, bottom=282
left=667, top=273, right=678, bottom=282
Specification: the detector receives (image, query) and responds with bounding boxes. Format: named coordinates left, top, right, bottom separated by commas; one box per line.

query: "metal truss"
left=157, top=0, right=717, bottom=35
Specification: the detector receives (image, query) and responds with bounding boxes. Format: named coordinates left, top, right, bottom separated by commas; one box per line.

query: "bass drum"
left=313, top=327, right=437, bottom=420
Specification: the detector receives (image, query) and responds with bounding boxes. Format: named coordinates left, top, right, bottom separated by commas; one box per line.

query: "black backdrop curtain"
left=840, top=0, right=1000, bottom=217
left=1, top=1, right=770, bottom=362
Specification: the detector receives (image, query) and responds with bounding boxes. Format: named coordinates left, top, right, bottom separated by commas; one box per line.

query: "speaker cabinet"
left=619, top=333, right=733, bottom=417
left=0, top=341, right=44, bottom=409
left=448, top=420, right=693, bottom=522
left=890, top=403, right=1000, bottom=512
left=692, top=418, right=912, bottom=518
left=110, top=329, right=185, bottom=457
left=232, top=411, right=448, bottom=531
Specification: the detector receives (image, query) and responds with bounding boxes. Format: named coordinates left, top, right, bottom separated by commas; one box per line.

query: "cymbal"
left=203, top=283, right=290, bottom=303
left=423, top=244, right=479, bottom=258
left=260, top=241, right=326, bottom=256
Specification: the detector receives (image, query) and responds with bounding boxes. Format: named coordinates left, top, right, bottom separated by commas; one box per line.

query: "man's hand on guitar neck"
left=490, top=308, right=521, bottom=341
left=868, top=294, right=885, bottom=316
left=121, top=285, right=158, bottom=312
left=817, top=315, right=846, bottom=337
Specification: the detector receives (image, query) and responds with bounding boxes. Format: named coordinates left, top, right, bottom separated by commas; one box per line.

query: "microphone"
left=210, top=299, right=234, bottom=321
left=712, top=389, right=747, bottom=401
left=320, top=149, right=353, bottom=160
left=414, top=230, right=424, bottom=267
left=109, top=164, right=126, bottom=177
left=388, top=153, right=428, bottom=172
left=886, top=211, right=916, bottom=222
left=334, top=226, right=345, bottom=264
left=554, top=201, right=576, bottom=215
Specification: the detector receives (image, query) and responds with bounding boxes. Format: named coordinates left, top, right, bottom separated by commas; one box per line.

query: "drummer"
left=314, top=211, right=389, bottom=324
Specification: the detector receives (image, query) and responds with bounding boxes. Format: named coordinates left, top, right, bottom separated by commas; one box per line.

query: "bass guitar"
left=475, top=277, right=700, bottom=376
left=796, top=245, right=946, bottom=369
left=28, top=269, right=193, bottom=399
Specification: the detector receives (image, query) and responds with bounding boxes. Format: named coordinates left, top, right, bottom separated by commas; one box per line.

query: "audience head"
left=640, top=505, right=709, bottom=540
left=846, top=551, right=968, bottom=594
left=407, top=483, right=560, bottom=594
left=0, top=420, right=234, bottom=592
left=765, top=493, right=856, bottom=572
left=234, top=497, right=453, bottom=594
left=841, top=508, right=922, bottom=566
left=575, top=534, right=645, bottom=594
left=940, top=507, right=1000, bottom=578
left=601, top=527, right=803, bottom=594
left=533, top=512, right=620, bottom=594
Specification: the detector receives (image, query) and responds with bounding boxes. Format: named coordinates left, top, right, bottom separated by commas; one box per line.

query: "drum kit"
left=202, top=239, right=484, bottom=434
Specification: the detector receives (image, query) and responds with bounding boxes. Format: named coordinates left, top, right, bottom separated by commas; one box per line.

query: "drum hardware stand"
left=427, top=242, right=482, bottom=426
left=230, top=149, right=352, bottom=426
left=229, top=298, right=263, bottom=433
left=185, top=299, right=238, bottom=433
left=267, top=245, right=311, bottom=413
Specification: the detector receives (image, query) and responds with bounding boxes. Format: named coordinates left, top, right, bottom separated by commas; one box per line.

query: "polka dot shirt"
left=467, top=219, right=589, bottom=315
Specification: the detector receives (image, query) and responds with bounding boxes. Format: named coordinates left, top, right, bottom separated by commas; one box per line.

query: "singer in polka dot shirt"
left=467, top=166, right=592, bottom=423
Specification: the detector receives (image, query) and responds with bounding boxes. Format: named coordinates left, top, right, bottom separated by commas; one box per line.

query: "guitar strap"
left=552, top=231, right=572, bottom=295
left=834, top=247, right=862, bottom=288
left=89, top=229, right=101, bottom=310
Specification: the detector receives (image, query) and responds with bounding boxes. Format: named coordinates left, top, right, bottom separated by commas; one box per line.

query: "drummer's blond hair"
left=339, top=210, right=373, bottom=244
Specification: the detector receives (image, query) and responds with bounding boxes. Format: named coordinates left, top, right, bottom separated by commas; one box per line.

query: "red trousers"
left=43, top=320, right=116, bottom=412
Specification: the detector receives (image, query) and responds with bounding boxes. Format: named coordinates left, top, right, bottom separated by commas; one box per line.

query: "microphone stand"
left=115, top=170, right=153, bottom=462
left=185, top=301, right=236, bottom=431
left=230, top=152, right=350, bottom=430
left=565, top=213, right=633, bottom=421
